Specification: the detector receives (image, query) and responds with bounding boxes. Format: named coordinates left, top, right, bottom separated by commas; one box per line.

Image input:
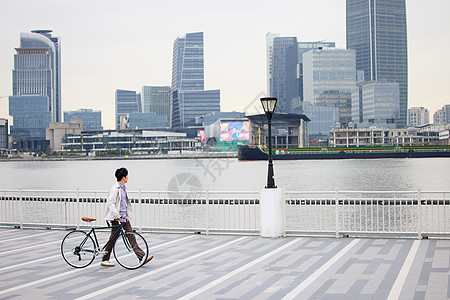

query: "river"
left=1, top=157, right=449, bottom=192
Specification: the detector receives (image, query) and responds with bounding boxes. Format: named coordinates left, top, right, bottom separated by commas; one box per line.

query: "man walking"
left=101, top=167, right=153, bottom=267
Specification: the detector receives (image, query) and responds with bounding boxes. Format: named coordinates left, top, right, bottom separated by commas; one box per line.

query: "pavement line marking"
left=0, top=234, right=195, bottom=296
left=0, top=230, right=17, bottom=235
left=179, top=238, right=302, bottom=300
left=282, top=239, right=360, bottom=300
left=0, top=265, right=83, bottom=296
left=76, top=236, right=247, bottom=300
left=0, top=240, right=61, bottom=256
left=0, top=253, right=61, bottom=272
left=0, top=231, right=54, bottom=243
left=386, top=240, right=421, bottom=300
left=0, top=233, right=193, bottom=272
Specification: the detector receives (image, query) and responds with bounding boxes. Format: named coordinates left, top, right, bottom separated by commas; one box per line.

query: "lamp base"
left=260, top=187, right=284, bottom=238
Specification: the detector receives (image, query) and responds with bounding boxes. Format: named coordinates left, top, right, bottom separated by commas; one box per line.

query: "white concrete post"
left=260, top=187, right=284, bottom=237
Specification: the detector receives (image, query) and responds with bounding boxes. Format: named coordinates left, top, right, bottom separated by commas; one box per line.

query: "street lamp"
left=260, top=97, right=277, bottom=188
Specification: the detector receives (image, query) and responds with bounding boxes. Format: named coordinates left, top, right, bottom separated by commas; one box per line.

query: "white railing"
left=285, top=190, right=450, bottom=238
left=0, top=189, right=260, bottom=235
left=1, top=189, right=449, bottom=238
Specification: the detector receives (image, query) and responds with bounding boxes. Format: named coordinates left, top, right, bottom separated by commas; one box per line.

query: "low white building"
left=60, top=129, right=201, bottom=155
left=330, top=125, right=441, bottom=147
left=439, top=125, right=450, bottom=145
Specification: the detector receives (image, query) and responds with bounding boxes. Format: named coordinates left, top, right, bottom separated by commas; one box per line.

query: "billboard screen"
left=197, top=129, right=206, bottom=142
left=219, top=121, right=249, bottom=142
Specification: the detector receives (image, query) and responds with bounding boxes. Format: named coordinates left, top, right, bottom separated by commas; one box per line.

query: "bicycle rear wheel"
left=113, top=231, right=149, bottom=269
left=61, top=230, right=96, bottom=268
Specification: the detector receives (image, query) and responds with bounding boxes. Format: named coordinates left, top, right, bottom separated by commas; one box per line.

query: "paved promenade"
left=0, top=228, right=449, bottom=299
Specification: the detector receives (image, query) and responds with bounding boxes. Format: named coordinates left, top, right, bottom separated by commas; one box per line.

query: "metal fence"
left=1, top=189, right=449, bottom=238
left=285, top=190, right=450, bottom=238
left=0, top=189, right=260, bottom=235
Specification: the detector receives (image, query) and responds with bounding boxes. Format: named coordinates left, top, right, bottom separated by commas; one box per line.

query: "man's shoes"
left=100, top=260, right=115, bottom=267
left=143, top=255, right=154, bottom=265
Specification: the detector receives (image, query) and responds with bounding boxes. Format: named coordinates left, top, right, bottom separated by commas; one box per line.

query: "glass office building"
left=115, top=89, right=142, bottom=129
left=142, top=86, right=170, bottom=123
left=64, top=109, right=103, bottom=131
left=170, top=32, right=220, bottom=128
left=285, top=41, right=336, bottom=112
left=266, top=33, right=280, bottom=95
left=0, top=119, right=8, bottom=149
left=352, top=81, right=400, bottom=129
left=294, top=103, right=339, bottom=138
left=176, top=90, right=220, bottom=127
left=9, top=30, right=61, bottom=148
left=346, top=0, right=407, bottom=127
left=171, top=32, right=204, bottom=91
left=303, top=48, right=356, bottom=123
left=269, top=36, right=297, bottom=113
left=128, top=112, right=167, bottom=129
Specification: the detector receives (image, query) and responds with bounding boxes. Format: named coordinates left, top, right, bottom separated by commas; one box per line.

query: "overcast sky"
left=1, top=0, right=449, bottom=129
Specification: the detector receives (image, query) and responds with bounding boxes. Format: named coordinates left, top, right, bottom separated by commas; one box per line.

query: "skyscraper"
left=346, top=0, right=408, bottom=127
left=269, top=36, right=297, bottom=113
left=303, top=48, right=356, bottom=122
left=9, top=30, right=61, bottom=150
left=285, top=41, right=336, bottom=112
left=170, top=32, right=220, bottom=128
left=115, top=89, right=142, bottom=129
left=266, top=32, right=279, bottom=95
left=142, top=86, right=170, bottom=123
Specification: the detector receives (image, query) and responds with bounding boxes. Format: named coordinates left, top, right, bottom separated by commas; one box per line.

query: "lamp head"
left=260, top=97, right=277, bottom=117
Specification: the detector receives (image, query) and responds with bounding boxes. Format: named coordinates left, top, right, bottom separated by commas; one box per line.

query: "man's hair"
left=115, top=167, right=128, bottom=181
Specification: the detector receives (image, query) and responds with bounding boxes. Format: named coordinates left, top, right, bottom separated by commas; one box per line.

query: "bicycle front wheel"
left=61, top=230, right=96, bottom=268
left=113, top=231, right=149, bottom=269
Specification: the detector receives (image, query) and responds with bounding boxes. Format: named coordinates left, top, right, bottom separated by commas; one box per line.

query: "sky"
left=0, top=0, right=449, bottom=130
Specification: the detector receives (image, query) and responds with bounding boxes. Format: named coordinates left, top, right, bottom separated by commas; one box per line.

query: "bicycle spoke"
left=61, top=231, right=96, bottom=268
left=113, top=231, right=149, bottom=269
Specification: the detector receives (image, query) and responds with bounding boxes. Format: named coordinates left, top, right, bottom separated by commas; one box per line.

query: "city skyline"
left=0, top=0, right=449, bottom=129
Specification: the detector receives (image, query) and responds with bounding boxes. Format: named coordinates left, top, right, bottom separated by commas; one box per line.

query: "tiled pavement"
left=0, top=228, right=449, bottom=299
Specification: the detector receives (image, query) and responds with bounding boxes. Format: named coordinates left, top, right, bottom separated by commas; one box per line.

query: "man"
left=101, top=167, right=153, bottom=267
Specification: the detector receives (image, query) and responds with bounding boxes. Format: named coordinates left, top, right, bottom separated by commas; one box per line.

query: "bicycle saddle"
left=81, top=217, right=96, bottom=222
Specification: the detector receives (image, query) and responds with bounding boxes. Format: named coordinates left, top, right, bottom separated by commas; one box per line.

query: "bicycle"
left=61, top=217, right=149, bottom=270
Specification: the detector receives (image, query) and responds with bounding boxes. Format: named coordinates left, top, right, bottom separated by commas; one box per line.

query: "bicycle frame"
left=81, top=223, right=126, bottom=256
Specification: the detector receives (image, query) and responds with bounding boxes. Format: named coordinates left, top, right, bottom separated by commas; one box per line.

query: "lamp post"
left=260, top=97, right=277, bottom=188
